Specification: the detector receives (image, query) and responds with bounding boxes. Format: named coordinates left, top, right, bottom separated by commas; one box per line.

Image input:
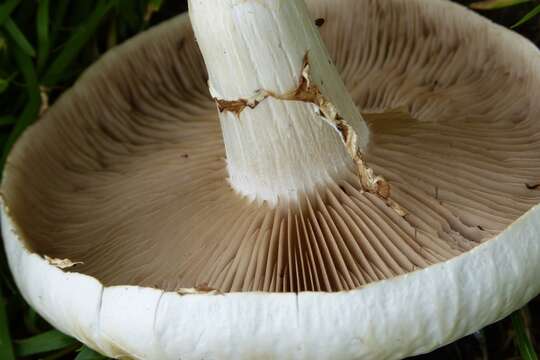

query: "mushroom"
left=2, top=0, right=540, bottom=358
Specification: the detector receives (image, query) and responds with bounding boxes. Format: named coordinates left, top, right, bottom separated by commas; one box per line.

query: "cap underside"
left=3, top=0, right=539, bottom=292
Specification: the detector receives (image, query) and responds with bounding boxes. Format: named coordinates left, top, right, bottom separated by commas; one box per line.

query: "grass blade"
left=144, top=0, right=164, bottom=26
left=0, top=286, right=16, bottom=360
left=23, top=308, right=42, bottom=335
left=3, top=17, right=36, bottom=57
left=512, top=309, right=538, bottom=360
left=42, top=0, right=116, bottom=86
left=50, top=0, right=70, bottom=47
left=42, top=343, right=81, bottom=360
left=0, top=77, right=11, bottom=94
left=1, top=47, right=40, bottom=173
left=512, top=4, right=540, bottom=27
left=37, top=0, right=50, bottom=71
left=0, top=0, right=21, bottom=27
left=14, top=330, right=79, bottom=357
left=0, top=116, right=15, bottom=126
left=75, top=345, right=108, bottom=360
left=470, top=0, right=531, bottom=10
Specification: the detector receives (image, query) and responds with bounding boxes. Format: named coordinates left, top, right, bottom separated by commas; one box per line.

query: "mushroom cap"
left=3, top=0, right=540, bottom=359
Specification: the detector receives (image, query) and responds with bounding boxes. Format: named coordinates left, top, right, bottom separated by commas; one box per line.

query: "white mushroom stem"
left=189, top=0, right=371, bottom=205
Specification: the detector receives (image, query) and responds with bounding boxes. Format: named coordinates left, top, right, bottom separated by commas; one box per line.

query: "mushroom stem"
left=189, top=0, right=370, bottom=204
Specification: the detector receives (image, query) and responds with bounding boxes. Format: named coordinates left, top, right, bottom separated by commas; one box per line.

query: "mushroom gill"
left=2, top=0, right=539, bottom=293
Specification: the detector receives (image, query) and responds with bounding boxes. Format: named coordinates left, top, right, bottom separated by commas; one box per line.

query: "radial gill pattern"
left=3, top=0, right=540, bottom=293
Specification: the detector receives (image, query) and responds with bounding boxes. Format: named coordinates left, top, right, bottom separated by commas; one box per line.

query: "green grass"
left=513, top=310, right=539, bottom=360
left=0, top=1, right=538, bottom=359
left=0, top=2, right=180, bottom=358
left=469, top=0, right=540, bottom=27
